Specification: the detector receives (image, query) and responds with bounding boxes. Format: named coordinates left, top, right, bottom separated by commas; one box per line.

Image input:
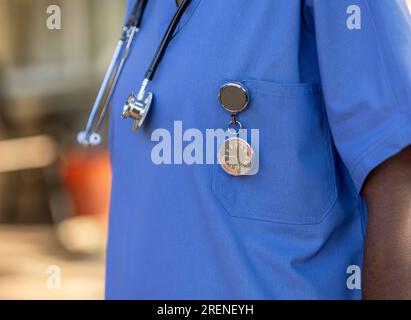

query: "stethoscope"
left=78, top=0, right=256, bottom=176
left=78, top=0, right=192, bottom=146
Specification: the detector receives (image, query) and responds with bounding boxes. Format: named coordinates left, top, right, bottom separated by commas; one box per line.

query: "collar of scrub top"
left=77, top=0, right=192, bottom=146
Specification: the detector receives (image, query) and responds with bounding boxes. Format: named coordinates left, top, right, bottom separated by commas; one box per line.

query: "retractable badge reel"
left=218, top=82, right=255, bottom=176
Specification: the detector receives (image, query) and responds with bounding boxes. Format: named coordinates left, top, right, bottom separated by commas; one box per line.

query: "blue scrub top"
left=106, top=0, right=411, bottom=299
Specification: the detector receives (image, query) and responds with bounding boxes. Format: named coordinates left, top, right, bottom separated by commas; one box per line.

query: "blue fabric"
left=106, top=0, right=411, bottom=299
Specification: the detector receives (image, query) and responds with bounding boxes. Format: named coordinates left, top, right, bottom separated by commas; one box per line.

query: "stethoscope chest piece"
left=121, top=0, right=192, bottom=132
left=122, top=90, right=153, bottom=131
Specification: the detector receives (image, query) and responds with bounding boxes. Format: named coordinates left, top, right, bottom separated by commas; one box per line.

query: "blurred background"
left=0, top=0, right=126, bottom=299
left=0, top=0, right=410, bottom=300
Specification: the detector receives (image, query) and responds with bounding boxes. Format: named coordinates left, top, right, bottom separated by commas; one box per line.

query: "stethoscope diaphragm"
left=122, top=89, right=153, bottom=131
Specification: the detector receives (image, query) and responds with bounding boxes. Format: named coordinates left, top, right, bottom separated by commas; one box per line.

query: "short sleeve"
left=304, top=0, right=411, bottom=192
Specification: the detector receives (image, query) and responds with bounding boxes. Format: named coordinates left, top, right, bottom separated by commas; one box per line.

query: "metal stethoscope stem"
left=77, top=27, right=137, bottom=146
left=77, top=0, right=148, bottom=146
left=95, top=27, right=139, bottom=131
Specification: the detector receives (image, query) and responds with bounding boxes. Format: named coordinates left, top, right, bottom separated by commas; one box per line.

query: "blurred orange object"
left=61, top=151, right=111, bottom=226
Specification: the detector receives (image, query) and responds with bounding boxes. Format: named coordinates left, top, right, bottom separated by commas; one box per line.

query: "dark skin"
left=362, top=146, right=411, bottom=299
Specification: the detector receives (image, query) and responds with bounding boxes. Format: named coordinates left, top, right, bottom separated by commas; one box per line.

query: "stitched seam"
left=348, top=117, right=404, bottom=173
left=350, top=118, right=406, bottom=188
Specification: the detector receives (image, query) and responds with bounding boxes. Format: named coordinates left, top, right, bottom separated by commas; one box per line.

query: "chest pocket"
left=211, top=80, right=337, bottom=225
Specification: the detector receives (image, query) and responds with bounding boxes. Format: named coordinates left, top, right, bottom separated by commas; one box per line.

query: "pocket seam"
left=245, top=80, right=322, bottom=98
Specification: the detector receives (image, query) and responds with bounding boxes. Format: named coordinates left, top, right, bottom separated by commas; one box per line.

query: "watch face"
left=218, top=137, right=254, bottom=176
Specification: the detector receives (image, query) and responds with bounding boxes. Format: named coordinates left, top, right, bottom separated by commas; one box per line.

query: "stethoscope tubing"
left=145, top=0, right=192, bottom=81
left=127, top=0, right=148, bottom=29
